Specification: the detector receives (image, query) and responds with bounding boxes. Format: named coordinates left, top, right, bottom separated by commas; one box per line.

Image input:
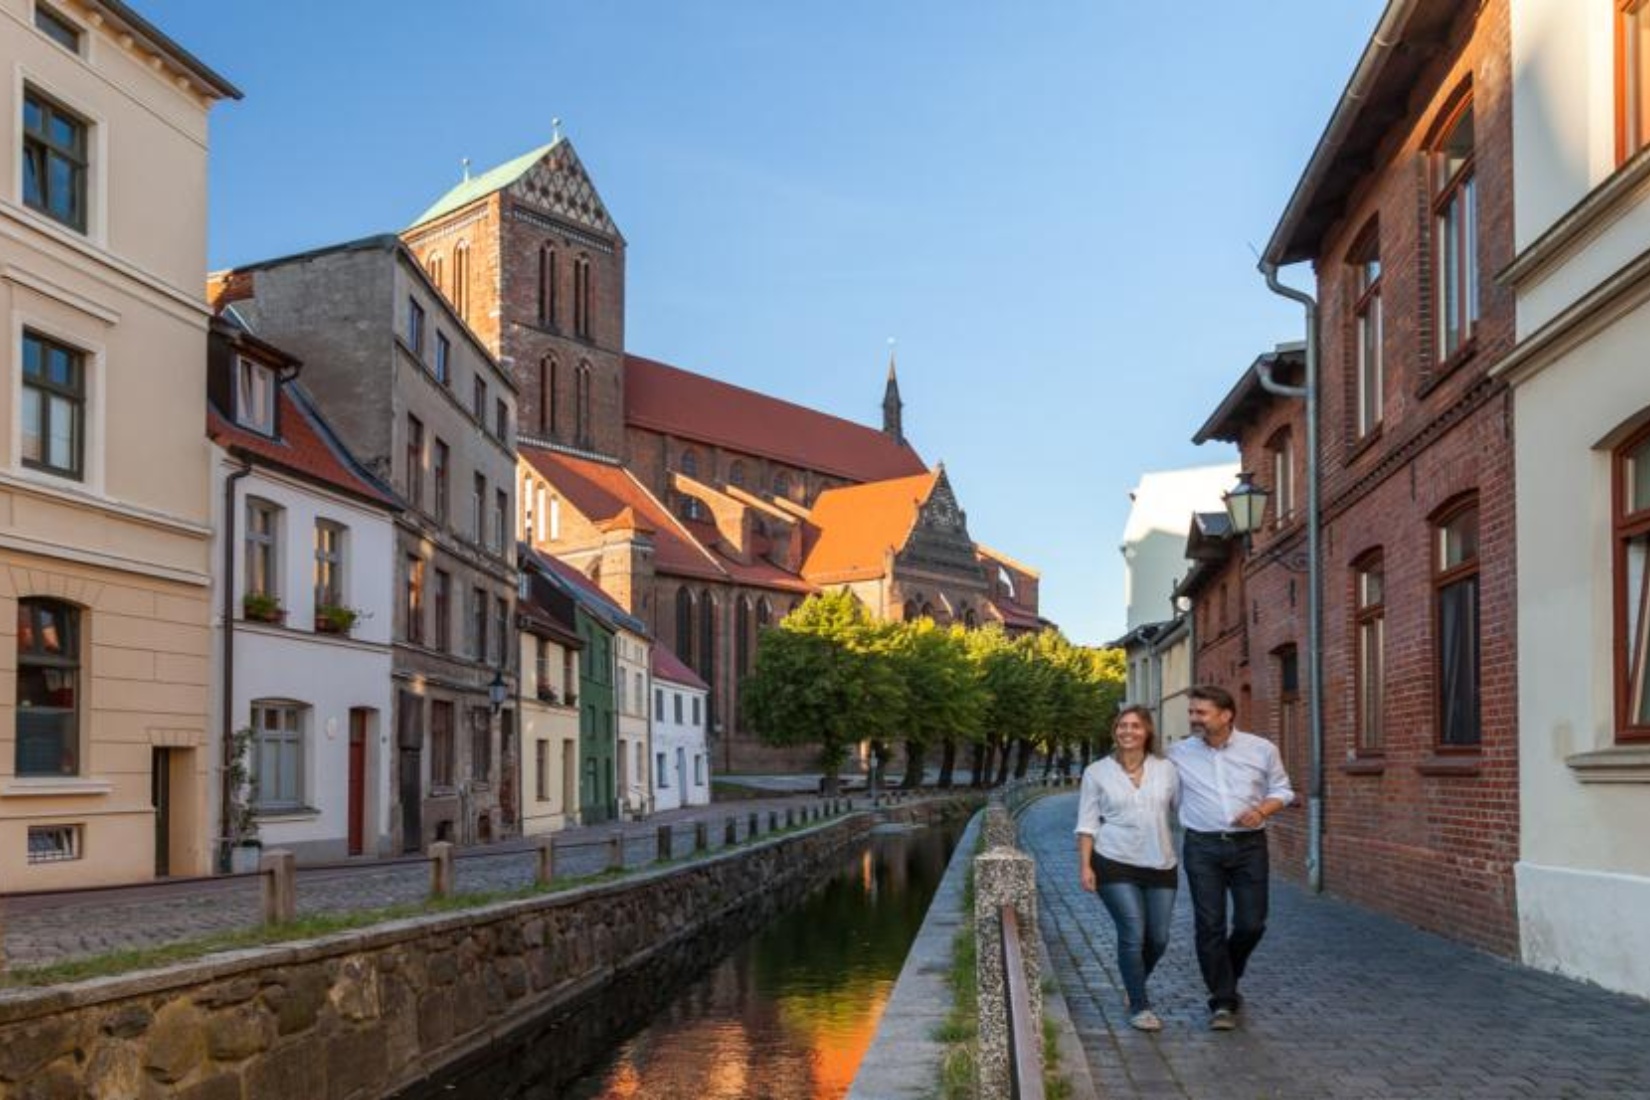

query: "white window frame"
left=235, top=355, right=277, bottom=435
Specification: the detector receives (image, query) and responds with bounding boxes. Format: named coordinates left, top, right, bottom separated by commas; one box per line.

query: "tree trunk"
left=1040, top=748, right=1054, bottom=778
left=1012, top=738, right=1032, bottom=779
left=970, top=742, right=988, bottom=789
left=901, top=741, right=923, bottom=789
left=994, top=739, right=1013, bottom=786
left=938, top=739, right=957, bottom=788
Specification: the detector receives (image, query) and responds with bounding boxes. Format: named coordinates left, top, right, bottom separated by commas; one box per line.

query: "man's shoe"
left=1129, top=1009, right=1163, bottom=1032
left=1209, top=1008, right=1238, bottom=1031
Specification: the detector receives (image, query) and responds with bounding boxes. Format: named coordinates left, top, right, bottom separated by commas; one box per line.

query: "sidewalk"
left=1021, top=793, right=1650, bottom=1100
left=1, top=791, right=856, bottom=971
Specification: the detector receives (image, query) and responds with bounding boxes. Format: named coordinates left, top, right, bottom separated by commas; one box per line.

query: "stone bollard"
left=695, top=821, right=709, bottom=853
left=974, top=845, right=1042, bottom=1100
left=429, top=841, right=454, bottom=900
left=656, top=824, right=673, bottom=863
left=769, top=811, right=779, bottom=833
left=260, top=848, right=297, bottom=925
left=785, top=808, right=795, bottom=828
left=725, top=816, right=738, bottom=846
left=983, top=802, right=1017, bottom=849
left=748, top=811, right=760, bottom=838
left=535, top=835, right=555, bottom=886
left=608, top=832, right=625, bottom=871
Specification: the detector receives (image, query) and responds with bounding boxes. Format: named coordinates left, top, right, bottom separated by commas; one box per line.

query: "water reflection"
left=566, top=822, right=960, bottom=1100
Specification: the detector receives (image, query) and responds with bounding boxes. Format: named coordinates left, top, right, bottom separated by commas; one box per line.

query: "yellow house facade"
left=0, top=0, right=237, bottom=886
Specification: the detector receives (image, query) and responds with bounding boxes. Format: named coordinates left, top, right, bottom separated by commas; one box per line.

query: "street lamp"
left=1222, top=471, right=1270, bottom=543
left=488, top=667, right=508, bottom=715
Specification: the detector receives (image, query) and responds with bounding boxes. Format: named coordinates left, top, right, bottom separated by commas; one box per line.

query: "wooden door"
left=348, top=710, right=367, bottom=856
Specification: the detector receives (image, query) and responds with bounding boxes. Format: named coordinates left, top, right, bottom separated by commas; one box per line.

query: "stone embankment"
left=0, top=799, right=967, bottom=1100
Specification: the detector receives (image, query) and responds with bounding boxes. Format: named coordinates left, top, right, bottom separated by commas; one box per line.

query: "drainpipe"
left=219, top=457, right=253, bottom=873
left=1258, top=260, right=1324, bottom=895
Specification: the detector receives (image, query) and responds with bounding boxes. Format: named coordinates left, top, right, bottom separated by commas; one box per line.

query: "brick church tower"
left=402, top=131, right=628, bottom=458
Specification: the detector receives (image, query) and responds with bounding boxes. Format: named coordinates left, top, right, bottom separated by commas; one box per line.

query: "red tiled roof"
left=520, top=447, right=726, bottom=581
left=800, top=471, right=938, bottom=582
left=989, top=599, right=1043, bottom=630
left=625, top=355, right=928, bottom=484
left=209, top=389, right=397, bottom=509
left=651, top=644, right=708, bottom=691
left=598, top=505, right=653, bottom=534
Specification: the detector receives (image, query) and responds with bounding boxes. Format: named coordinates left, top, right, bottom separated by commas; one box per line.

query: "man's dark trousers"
left=1182, top=829, right=1270, bottom=1013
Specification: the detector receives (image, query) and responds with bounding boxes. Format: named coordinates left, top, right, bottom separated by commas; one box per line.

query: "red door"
left=348, top=710, right=367, bottom=856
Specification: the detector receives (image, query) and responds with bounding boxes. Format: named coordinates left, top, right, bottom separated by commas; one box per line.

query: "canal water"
left=561, top=817, right=963, bottom=1100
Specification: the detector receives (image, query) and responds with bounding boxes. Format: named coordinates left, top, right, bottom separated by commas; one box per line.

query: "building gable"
left=508, top=141, right=621, bottom=241
left=895, top=468, right=987, bottom=584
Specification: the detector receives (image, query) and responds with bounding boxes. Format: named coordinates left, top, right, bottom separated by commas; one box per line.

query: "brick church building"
left=400, top=137, right=1044, bottom=771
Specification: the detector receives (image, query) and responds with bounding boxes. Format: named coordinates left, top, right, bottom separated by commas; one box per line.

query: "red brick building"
left=401, top=138, right=1044, bottom=772
left=1187, top=0, right=1520, bottom=955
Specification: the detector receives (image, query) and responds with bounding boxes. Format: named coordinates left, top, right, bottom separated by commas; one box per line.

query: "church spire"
left=882, top=338, right=905, bottom=445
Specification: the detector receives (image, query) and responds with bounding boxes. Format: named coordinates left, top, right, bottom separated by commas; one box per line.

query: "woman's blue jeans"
left=1096, top=878, right=1177, bottom=1011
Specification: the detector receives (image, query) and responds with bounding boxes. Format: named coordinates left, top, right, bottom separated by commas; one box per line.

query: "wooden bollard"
left=608, top=832, right=625, bottom=871
left=656, top=824, right=673, bottom=863
left=786, top=808, right=795, bottom=828
left=695, top=821, right=709, bottom=852
left=769, top=811, right=779, bottom=832
left=260, top=849, right=296, bottom=925
left=535, top=835, right=555, bottom=886
left=748, top=812, right=760, bottom=838
left=429, top=841, right=454, bottom=900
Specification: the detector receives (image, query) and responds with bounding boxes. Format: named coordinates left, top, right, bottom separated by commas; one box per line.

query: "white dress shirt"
left=1073, top=755, right=1179, bottom=870
left=1169, top=729, right=1294, bottom=834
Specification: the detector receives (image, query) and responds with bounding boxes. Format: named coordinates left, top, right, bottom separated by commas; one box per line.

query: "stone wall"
left=0, top=806, right=964, bottom=1099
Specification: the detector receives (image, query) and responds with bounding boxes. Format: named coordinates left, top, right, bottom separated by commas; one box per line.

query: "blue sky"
left=155, top=0, right=1383, bottom=645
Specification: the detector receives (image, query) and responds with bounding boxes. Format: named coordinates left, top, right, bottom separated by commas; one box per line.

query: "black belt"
left=1185, top=827, right=1265, bottom=842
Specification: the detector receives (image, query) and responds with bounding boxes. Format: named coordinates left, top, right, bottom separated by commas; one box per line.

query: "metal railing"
left=1001, top=905, right=1044, bottom=1100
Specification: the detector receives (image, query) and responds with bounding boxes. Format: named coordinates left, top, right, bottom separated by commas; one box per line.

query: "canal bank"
left=0, top=798, right=973, bottom=1099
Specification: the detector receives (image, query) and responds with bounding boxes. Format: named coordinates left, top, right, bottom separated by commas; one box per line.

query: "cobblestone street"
left=1022, top=793, right=1650, bottom=1100
left=1, top=793, right=845, bottom=970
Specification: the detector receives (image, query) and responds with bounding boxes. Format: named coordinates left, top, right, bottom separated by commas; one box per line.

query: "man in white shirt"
left=1170, top=684, right=1294, bottom=1031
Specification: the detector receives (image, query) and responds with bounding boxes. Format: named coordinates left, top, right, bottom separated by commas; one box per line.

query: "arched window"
left=964, top=608, right=978, bottom=629
left=426, top=252, right=444, bottom=292
left=736, top=596, right=753, bottom=677
left=16, top=598, right=81, bottom=777
left=919, top=602, right=935, bottom=620
left=757, top=598, right=772, bottom=630
left=1429, top=88, right=1477, bottom=362
left=452, top=241, right=471, bottom=321
left=772, top=471, right=791, bottom=500
left=679, top=493, right=705, bottom=522
left=903, top=599, right=919, bottom=621
left=680, top=449, right=699, bottom=478
left=538, top=245, right=558, bottom=327
left=575, top=362, right=592, bottom=448
left=1267, top=428, right=1295, bottom=529
left=698, top=590, right=716, bottom=686
left=538, top=357, right=556, bottom=437
left=574, top=254, right=593, bottom=338
left=675, top=588, right=695, bottom=671
left=729, top=461, right=746, bottom=488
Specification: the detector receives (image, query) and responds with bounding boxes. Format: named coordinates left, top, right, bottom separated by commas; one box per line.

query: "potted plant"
left=314, top=603, right=361, bottom=636
left=226, top=725, right=262, bottom=872
left=242, top=591, right=285, bottom=625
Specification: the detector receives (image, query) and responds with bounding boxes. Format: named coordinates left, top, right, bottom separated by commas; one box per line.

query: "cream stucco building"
left=0, top=1, right=236, bottom=886
left=517, top=556, right=581, bottom=835
left=1504, top=0, right=1650, bottom=999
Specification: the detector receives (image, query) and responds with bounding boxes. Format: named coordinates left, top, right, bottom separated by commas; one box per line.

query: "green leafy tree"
left=743, top=590, right=903, bottom=793
left=885, top=619, right=986, bottom=788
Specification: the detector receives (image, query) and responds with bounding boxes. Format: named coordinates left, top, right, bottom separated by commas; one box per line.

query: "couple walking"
left=1074, top=685, right=1294, bottom=1033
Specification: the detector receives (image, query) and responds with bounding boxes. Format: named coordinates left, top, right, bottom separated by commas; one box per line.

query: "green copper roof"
left=409, top=140, right=559, bottom=228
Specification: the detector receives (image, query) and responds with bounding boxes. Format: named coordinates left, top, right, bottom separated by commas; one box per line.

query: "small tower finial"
left=461, top=157, right=471, bottom=182
left=552, top=117, right=563, bottom=142
left=882, top=340, right=905, bottom=445
left=887, top=336, right=898, bottom=380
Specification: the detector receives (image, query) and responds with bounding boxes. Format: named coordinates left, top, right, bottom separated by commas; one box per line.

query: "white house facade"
left=650, top=645, right=709, bottom=811
left=209, top=324, right=398, bottom=863
left=615, top=631, right=651, bottom=817
left=1503, top=0, right=1650, bottom=999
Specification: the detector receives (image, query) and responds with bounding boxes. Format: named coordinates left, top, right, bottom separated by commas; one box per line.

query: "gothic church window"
left=453, top=241, right=471, bottom=321
left=675, top=588, right=695, bottom=672
left=539, top=245, right=558, bottom=326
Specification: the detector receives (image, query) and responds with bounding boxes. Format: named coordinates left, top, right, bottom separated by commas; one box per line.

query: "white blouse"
left=1073, top=755, right=1179, bottom=871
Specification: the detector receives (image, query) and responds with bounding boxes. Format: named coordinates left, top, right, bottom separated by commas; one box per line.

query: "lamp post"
left=1222, top=470, right=1270, bottom=549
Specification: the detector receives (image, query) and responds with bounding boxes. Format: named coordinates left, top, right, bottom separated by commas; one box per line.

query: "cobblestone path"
left=1022, top=793, right=1650, bottom=1100
left=2, top=793, right=852, bottom=970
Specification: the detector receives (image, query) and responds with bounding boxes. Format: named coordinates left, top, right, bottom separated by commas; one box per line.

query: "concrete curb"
left=847, top=809, right=982, bottom=1100
left=1040, top=926, right=1102, bottom=1100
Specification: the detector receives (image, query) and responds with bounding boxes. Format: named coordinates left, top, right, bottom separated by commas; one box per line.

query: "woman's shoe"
left=1128, top=1009, right=1163, bottom=1032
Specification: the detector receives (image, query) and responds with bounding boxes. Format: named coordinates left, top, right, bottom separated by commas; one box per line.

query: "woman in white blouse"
left=1075, top=705, right=1180, bottom=1032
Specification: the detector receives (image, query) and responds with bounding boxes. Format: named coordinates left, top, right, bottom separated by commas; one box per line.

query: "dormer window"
left=34, top=4, right=81, bottom=52
left=236, top=356, right=277, bottom=435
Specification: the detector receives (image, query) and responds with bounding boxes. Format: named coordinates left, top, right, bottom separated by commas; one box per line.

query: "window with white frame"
left=314, top=520, right=345, bottom=611
left=235, top=356, right=277, bottom=435
left=27, top=823, right=81, bottom=863
left=1268, top=429, right=1295, bottom=529
left=21, top=330, right=85, bottom=479
left=1431, top=93, right=1478, bottom=362
left=673, top=693, right=683, bottom=723
left=251, top=701, right=306, bottom=811
left=245, top=499, right=281, bottom=603
left=1350, top=224, right=1383, bottom=439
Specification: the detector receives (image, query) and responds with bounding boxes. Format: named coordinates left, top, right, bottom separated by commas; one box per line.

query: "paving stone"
left=1021, top=792, right=1650, bottom=1100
